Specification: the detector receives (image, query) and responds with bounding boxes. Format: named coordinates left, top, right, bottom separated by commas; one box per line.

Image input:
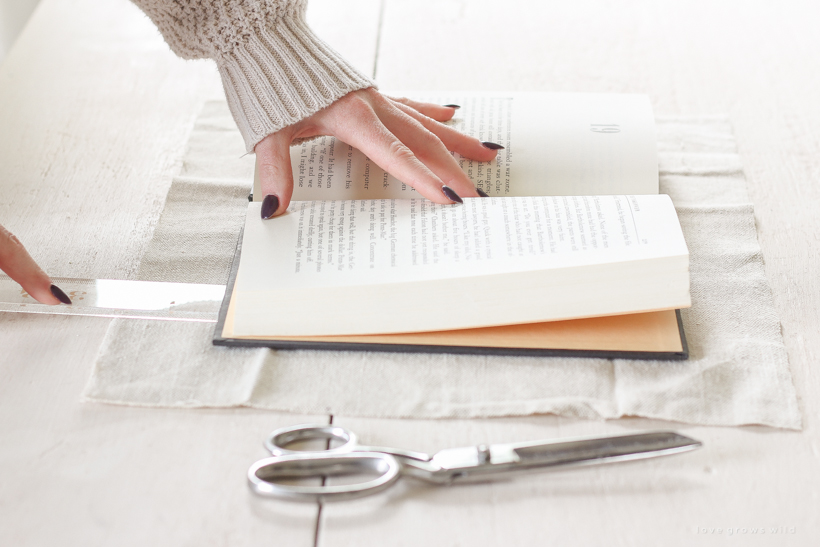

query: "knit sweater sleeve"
left=131, top=0, right=375, bottom=152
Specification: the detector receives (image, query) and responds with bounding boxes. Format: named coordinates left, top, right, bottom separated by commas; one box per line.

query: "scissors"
left=247, top=423, right=702, bottom=502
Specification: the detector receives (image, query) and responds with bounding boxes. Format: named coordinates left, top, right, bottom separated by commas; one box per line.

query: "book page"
left=253, top=92, right=658, bottom=201
left=232, top=195, right=688, bottom=336
left=237, top=195, right=685, bottom=291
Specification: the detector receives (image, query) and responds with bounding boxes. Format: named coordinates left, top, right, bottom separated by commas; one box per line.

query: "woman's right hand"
left=0, top=223, right=71, bottom=305
left=254, top=88, right=501, bottom=218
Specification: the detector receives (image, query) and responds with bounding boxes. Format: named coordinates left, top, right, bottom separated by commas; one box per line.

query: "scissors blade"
left=0, top=275, right=224, bottom=322
left=509, top=431, right=701, bottom=467
left=429, top=431, right=701, bottom=481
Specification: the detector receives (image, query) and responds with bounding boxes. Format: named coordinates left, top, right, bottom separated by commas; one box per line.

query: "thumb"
left=0, top=224, right=70, bottom=305
left=254, top=130, right=295, bottom=219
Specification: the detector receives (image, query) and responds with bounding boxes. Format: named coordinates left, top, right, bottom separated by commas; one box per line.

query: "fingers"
left=389, top=100, right=500, bottom=163
left=326, top=97, right=459, bottom=204
left=388, top=96, right=458, bottom=123
left=254, top=130, right=297, bottom=218
left=0, top=224, right=67, bottom=305
left=373, top=98, right=481, bottom=199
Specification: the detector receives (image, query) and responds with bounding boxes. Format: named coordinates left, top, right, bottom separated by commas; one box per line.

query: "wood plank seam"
left=371, top=0, right=386, bottom=80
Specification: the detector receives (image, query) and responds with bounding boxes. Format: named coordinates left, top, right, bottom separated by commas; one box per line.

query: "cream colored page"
left=233, top=195, right=688, bottom=335
left=253, top=92, right=658, bottom=200
left=506, top=92, right=658, bottom=196
left=235, top=194, right=686, bottom=293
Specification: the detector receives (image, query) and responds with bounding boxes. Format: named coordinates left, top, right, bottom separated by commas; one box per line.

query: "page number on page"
left=590, top=124, right=620, bottom=133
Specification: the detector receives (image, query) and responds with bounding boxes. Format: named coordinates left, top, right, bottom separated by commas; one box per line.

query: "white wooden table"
left=1, top=0, right=818, bottom=545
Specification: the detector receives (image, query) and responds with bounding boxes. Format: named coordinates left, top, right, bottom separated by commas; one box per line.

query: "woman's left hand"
left=0, top=224, right=70, bottom=305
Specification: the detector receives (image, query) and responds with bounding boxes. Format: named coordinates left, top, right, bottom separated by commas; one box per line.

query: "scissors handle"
left=248, top=451, right=401, bottom=502
left=264, top=424, right=359, bottom=456
left=264, top=423, right=432, bottom=462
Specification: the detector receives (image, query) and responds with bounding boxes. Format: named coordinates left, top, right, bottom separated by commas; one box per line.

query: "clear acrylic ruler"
left=0, top=275, right=224, bottom=323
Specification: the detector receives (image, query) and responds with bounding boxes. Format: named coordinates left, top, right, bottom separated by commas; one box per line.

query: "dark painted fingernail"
left=261, top=194, right=279, bottom=219
left=50, top=284, right=72, bottom=305
left=441, top=186, right=463, bottom=204
left=482, top=141, right=505, bottom=150
left=443, top=104, right=461, bottom=109
left=477, top=188, right=490, bottom=198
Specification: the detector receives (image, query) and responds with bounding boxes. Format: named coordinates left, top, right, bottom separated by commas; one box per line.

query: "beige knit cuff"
left=216, top=15, right=375, bottom=153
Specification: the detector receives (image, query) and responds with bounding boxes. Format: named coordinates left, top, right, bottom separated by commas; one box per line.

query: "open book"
left=215, top=93, right=691, bottom=359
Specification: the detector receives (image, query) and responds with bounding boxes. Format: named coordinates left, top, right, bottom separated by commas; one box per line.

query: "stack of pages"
left=215, top=93, right=690, bottom=359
